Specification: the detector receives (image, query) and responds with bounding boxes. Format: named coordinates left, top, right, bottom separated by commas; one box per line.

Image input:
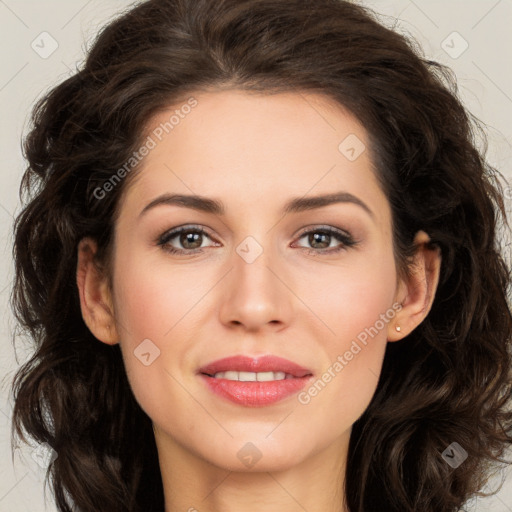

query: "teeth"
left=212, top=371, right=292, bottom=381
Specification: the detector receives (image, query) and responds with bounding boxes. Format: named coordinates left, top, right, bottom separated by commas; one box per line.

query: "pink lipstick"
left=198, top=355, right=313, bottom=407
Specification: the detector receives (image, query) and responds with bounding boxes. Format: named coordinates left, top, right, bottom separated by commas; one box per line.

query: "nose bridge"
left=233, top=232, right=281, bottom=303
left=218, top=232, right=291, bottom=330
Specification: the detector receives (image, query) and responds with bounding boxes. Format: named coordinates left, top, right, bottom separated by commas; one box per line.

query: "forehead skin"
left=116, top=89, right=392, bottom=252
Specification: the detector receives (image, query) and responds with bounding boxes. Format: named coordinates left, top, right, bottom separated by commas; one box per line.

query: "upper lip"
left=198, top=355, right=313, bottom=378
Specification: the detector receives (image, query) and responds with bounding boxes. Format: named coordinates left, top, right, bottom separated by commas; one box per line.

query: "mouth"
left=197, top=355, right=314, bottom=407
left=204, top=370, right=297, bottom=381
left=198, top=354, right=313, bottom=377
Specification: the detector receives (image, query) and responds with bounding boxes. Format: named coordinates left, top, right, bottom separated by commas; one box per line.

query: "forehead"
left=119, top=89, right=388, bottom=223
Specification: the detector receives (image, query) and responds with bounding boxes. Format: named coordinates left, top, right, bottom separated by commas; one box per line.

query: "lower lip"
left=199, top=374, right=312, bottom=407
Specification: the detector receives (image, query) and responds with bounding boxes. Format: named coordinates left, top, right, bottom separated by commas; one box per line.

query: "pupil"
left=182, top=231, right=201, bottom=249
left=310, top=232, right=329, bottom=249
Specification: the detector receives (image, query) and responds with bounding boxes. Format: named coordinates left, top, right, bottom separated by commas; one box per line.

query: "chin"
left=197, top=434, right=313, bottom=473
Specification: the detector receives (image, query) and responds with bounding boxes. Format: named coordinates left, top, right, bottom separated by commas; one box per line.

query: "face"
left=106, top=90, right=402, bottom=472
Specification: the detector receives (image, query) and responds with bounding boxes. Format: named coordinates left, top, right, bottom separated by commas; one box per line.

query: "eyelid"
left=291, top=224, right=358, bottom=252
left=157, top=223, right=358, bottom=254
left=157, top=224, right=217, bottom=245
left=294, top=224, right=352, bottom=239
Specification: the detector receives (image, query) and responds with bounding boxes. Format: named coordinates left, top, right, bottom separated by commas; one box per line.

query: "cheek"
left=109, top=249, right=195, bottom=407
left=295, top=249, right=396, bottom=416
left=299, top=244, right=397, bottom=347
left=112, top=246, right=204, bottom=341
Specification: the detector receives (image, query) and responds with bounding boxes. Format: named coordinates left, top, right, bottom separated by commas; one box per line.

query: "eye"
left=293, top=226, right=357, bottom=255
left=157, top=225, right=218, bottom=255
left=157, top=224, right=358, bottom=256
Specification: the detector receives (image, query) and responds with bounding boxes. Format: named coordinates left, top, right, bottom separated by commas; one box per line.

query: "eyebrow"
left=138, top=191, right=374, bottom=220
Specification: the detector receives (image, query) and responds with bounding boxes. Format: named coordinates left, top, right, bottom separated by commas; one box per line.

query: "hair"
left=10, top=0, right=512, bottom=511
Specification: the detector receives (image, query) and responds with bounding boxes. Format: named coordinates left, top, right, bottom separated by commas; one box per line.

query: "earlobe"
left=76, top=237, right=119, bottom=345
left=387, top=230, right=441, bottom=342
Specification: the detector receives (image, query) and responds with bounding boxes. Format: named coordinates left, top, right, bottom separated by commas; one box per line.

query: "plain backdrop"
left=0, top=1, right=511, bottom=511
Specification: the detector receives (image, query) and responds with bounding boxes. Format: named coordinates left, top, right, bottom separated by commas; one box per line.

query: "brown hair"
left=10, top=0, right=512, bottom=511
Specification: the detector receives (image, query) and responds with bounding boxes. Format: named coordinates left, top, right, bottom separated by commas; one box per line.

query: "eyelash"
left=156, top=224, right=358, bottom=256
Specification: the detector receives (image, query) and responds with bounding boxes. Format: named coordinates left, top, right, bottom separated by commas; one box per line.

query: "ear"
left=387, top=230, right=441, bottom=342
left=76, top=237, right=119, bottom=345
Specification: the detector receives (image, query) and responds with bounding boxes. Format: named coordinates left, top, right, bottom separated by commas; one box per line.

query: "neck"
left=154, top=426, right=350, bottom=512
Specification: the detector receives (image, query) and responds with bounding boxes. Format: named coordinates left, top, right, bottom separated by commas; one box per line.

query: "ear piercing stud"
left=395, top=325, right=401, bottom=332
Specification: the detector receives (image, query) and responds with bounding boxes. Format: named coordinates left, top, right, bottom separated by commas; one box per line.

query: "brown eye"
left=294, top=226, right=357, bottom=254
left=308, top=232, right=331, bottom=249
left=177, top=230, right=203, bottom=249
left=157, top=226, right=216, bottom=254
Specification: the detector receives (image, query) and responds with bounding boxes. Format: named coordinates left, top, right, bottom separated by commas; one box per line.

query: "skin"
left=76, top=90, right=441, bottom=512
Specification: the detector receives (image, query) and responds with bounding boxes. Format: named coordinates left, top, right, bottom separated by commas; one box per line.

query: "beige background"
left=0, top=1, right=511, bottom=510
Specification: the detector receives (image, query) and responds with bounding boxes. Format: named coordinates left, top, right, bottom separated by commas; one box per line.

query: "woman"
left=10, top=0, right=512, bottom=511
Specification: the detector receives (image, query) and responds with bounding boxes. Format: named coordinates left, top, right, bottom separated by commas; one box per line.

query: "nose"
left=218, top=239, right=293, bottom=333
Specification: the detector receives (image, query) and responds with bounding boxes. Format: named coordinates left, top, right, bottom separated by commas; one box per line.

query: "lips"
left=197, top=355, right=314, bottom=407
left=198, top=355, right=313, bottom=378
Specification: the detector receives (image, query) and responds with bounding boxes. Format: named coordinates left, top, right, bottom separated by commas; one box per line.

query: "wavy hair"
left=10, top=0, right=512, bottom=511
